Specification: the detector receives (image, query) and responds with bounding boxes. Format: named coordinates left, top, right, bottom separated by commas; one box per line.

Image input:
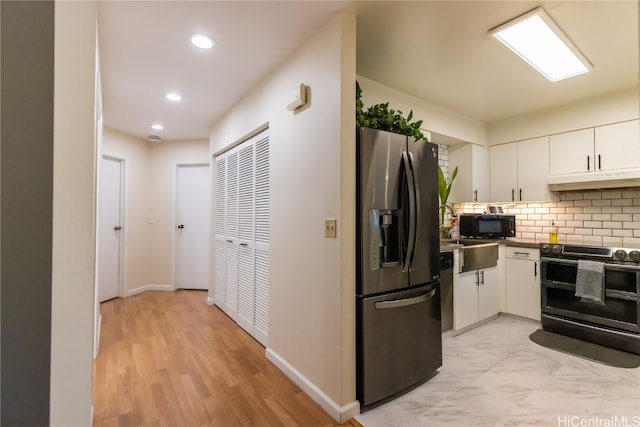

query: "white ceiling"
left=98, top=1, right=639, bottom=142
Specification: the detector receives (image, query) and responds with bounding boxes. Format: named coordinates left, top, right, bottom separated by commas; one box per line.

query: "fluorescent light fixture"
left=489, top=8, right=592, bottom=82
left=190, top=33, right=215, bottom=49
left=165, top=93, right=182, bottom=101
left=151, top=124, right=164, bottom=131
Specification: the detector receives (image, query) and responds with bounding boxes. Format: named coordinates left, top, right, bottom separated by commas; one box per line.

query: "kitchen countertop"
left=440, top=238, right=541, bottom=252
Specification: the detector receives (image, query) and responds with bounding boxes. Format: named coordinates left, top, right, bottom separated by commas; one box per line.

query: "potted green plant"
left=356, top=81, right=427, bottom=141
left=438, top=165, right=458, bottom=239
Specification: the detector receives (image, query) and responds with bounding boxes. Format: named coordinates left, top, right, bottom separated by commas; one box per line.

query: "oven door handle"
left=541, top=257, right=577, bottom=265
left=542, top=257, right=640, bottom=271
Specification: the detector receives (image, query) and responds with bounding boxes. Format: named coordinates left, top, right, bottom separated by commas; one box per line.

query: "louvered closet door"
left=214, top=156, right=227, bottom=305
left=237, top=143, right=255, bottom=333
left=213, top=129, right=269, bottom=345
left=225, top=150, right=239, bottom=316
left=253, top=135, right=270, bottom=346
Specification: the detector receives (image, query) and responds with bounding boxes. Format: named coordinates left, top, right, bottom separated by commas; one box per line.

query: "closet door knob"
left=178, top=224, right=184, bottom=229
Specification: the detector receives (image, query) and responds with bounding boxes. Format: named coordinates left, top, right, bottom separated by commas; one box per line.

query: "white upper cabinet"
left=518, top=136, right=554, bottom=201
left=489, top=143, right=517, bottom=202
left=448, top=143, right=489, bottom=203
left=550, top=120, right=640, bottom=176
left=490, top=136, right=555, bottom=202
left=549, top=128, right=595, bottom=175
left=595, top=120, right=640, bottom=171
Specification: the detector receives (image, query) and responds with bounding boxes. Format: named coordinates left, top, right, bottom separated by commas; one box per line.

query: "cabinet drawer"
left=506, top=246, right=540, bottom=261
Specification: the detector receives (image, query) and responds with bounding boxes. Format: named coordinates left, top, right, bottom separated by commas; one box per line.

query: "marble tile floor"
left=356, top=315, right=640, bottom=427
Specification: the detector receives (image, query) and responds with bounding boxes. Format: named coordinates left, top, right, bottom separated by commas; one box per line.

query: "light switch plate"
left=324, top=219, right=337, bottom=238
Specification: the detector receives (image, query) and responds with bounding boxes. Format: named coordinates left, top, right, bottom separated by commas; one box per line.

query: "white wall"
left=51, top=1, right=97, bottom=425
left=357, top=75, right=487, bottom=145
left=209, top=12, right=358, bottom=421
left=102, top=128, right=209, bottom=293
left=487, top=87, right=640, bottom=144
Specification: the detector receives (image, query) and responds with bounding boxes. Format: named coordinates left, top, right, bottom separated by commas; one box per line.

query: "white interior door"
left=176, top=164, right=210, bottom=290
left=98, top=156, right=123, bottom=302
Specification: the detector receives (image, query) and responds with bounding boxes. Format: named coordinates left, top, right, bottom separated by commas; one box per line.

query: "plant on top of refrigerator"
left=356, top=81, right=428, bottom=141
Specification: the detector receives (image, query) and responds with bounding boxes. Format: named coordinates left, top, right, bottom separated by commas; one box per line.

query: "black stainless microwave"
left=459, top=214, right=516, bottom=238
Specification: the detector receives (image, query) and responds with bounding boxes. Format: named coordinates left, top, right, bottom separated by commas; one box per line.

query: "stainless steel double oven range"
left=540, top=243, right=640, bottom=354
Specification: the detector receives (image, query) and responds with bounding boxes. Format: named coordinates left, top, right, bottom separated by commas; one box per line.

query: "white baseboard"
left=126, top=284, right=174, bottom=297
left=206, top=296, right=215, bottom=306
left=265, top=348, right=360, bottom=423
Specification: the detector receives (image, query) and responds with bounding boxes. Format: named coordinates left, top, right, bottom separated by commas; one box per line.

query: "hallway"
left=93, top=290, right=360, bottom=426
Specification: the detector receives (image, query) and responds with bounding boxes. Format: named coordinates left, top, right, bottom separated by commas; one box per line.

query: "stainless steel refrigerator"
left=356, top=127, right=442, bottom=408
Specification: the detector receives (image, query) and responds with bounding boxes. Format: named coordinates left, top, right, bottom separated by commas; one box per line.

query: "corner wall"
left=102, top=128, right=209, bottom=294
left=50, top=1, right=98, bottom=425
left=209, top=12, right=358, bottom=422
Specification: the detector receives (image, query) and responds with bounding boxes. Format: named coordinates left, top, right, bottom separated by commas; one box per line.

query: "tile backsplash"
left=453, top=188, right=640, bottom=248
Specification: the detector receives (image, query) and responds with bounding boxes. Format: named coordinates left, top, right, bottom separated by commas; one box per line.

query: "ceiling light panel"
left=489, top=8, right=592, bottom=82
left=165, top=93, right=182, bottom=101
left=151, top=124, right=164, bottom=130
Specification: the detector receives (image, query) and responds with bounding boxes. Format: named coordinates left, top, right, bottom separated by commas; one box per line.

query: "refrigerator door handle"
left=401, top=151, right=416, bottom=272
left=374, top=288, right=436, bottom=309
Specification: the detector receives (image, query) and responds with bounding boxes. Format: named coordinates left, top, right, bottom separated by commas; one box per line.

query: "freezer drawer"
left=357, top=283, right=442, bottom=407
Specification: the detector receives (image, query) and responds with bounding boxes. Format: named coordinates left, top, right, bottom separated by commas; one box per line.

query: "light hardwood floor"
left=93, top=290, right=362, bottom=427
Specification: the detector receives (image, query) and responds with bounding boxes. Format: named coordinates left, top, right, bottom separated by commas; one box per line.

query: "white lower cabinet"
left=505, top=247, right=540, bottom=321
left=454, top=265, right=499, bottom=331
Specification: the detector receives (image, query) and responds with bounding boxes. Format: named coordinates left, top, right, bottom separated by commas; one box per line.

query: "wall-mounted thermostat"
left=286, top=83, right=307, bottom=111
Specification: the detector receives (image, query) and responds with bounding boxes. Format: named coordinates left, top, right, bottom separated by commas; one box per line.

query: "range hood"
left=548, top=169, right=640, bottom=191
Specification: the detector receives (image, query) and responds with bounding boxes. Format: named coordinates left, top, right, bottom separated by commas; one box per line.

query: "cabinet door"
left=489, top=143, right=518, bottom=202
left=214, top=156, right=227, bottom=305
left=253, top=134, right=270, bottom=346
left=453, top=270, right=479, bottom=331
left=237, top=144, right=255, bottom=332
left=478, top=266, right=499, bottom=321
left=448, top=144, right=489, bottom=203
left=506, top=257, right=541, bottom=321
left=549, top=128, right=594, bottom=175
left=472, top=145, right=489, bottom=203
left=517, top=136, right=556, bottom=201
left=595, top=120, right=640, bottom=171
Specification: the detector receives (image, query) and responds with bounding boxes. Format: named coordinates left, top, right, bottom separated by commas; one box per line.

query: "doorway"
left=98, top=156, right=124, bottom=302
left=176, top=163, right=210, bottom=290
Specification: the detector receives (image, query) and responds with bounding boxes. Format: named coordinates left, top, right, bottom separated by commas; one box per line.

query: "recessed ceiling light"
left=489, top=7, right=592, bottom=82
left=165, top=93, right=182, bottom=101
left=151, top=124, right=164, bottom=131
left=190, top=33, right=216, bottom=49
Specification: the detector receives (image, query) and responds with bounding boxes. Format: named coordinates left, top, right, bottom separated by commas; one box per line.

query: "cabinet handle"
left=513, top=251, right=530, bottom=256
left=481, top=270, right=485, bottom=285
left=534, top=262, right=538, bottom=277
left=598, top=154, right=601, bottom=170
left=587, top=155, right=590, bottom=171
left=511, top=189, right=515, bottom=202
left=474, top=189, right=478, bottom=202
left=475, top=270, right=479, bottom=286
left=239, top=242, right=248, bottom=247
left=519, top=189, right=522, bottom=201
